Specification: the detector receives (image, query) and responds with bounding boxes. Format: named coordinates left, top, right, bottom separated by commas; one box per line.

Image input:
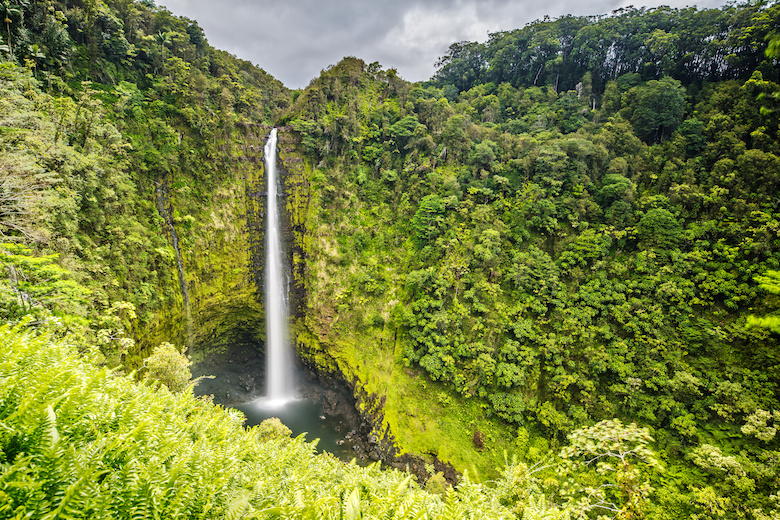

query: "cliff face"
left=274, top=128, right=435, bottom=481
left=138, top=124, right=270, bottom=364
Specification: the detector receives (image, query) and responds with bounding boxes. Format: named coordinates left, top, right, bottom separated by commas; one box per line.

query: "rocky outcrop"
left=295, top=329, right=457, bottom=486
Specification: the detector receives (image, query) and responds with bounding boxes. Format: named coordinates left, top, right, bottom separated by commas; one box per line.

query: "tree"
left=434, top=40, right=486, bottom=92
left=143, top=342, right=192, bottom=393
left=627, top=77, right=686, bottom=143
left=256, top=417, right=292, bottom=442
left=411, top=194, right=446, bottom=248
left=0, top=243, right=89, bottom=323
left=388, top=115, right=423, bottom=153
left=747, top=270, right=780, bottom=333
left=156, top=30, right=171, bottom=61
left=94, top=301, right=137, bottom=364
left=677, top=118, right=706, bottom=157
left=442, top=114, right=470, bottom=162
left=637, top=208, right=681, bottom=250
left=507, top=246, right=561, bottom=312
left=561, top=419, right=660, bottom=519
left=597, top=173, right=634, bottom=206
left=0, top=157, right=57, bottom=242
left=470, top=140, right=497, bottom=171
left=0, top=0, right=26, bottom=60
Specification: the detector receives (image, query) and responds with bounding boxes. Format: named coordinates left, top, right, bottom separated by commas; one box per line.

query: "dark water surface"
left=191, top=341, right=363, bottom=461
left=235, top=397, right=359, bottom=460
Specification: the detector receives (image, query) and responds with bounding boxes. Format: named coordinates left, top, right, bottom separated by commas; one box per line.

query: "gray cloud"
left=161, top=0, right=729, bottom=89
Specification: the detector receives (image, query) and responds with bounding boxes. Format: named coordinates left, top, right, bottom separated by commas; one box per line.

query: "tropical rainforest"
left=1, top=0, right=779, bottom=518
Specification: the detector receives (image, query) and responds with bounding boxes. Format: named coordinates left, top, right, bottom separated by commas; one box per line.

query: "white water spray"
left=264, top=128, right=294, bottom=403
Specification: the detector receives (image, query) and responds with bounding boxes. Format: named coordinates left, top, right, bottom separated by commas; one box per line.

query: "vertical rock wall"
left=137, top=124, right=270, bottom=360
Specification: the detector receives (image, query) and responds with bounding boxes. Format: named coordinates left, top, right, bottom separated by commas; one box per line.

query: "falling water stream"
left=193, top=129, right=369, bottom=462
left=264, top=128, right=295, bottom=404
left=155, top=183, right=193, bottom=348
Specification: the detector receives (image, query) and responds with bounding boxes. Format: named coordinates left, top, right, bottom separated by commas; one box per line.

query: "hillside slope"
left=282, top=4, right=780, bottom=517
left=0, top=322, right=557, bottom=518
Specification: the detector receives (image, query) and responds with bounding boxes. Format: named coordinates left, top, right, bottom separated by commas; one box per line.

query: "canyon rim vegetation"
left=0, top=0, right=779, bottom=518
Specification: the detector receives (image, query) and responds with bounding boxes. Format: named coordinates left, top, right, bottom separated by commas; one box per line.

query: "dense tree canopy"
left=1, top=0, right=780, bottom=519
left=433, top=3, right=780, bottom=97
left=283, top=3, right=780, bottom=516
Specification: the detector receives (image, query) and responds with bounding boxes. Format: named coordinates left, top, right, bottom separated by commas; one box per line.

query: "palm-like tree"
left=27, top=42, right=44, bottom=78
left=0, top=0, right=28, bottom=60
left=156, top=29, right=171, bottom=61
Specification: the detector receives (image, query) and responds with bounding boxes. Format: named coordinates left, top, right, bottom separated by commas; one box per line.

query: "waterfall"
left=264, top=128, right=295, bottom=403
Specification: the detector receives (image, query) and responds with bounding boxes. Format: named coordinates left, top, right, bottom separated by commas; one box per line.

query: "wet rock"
left=239, top=375, right=256, bottom=392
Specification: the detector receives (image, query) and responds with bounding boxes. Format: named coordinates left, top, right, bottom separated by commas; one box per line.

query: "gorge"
left=0, top=0, right=779, bottom=518
left=189, top=127, right=389, bottom=464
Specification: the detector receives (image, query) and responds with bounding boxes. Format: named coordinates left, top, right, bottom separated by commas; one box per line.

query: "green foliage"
left=434, top=3, right=780, bottom=96
left=741, top=409, right=780, bottom=442
left=747, top=270, right=780, bottom=333
left=0, top=0, right=292, bottom=357
left=1, top=1, right=780, bottom=518
left=0, top=242, right=89, bottom=323
left=411, top=194, right=447, bottom=248
left=626, top=77, right=686, bottom=143
left=389, top=115, right=423, bottom=151
left=285, top=8, right=780, bottom=517
left=597, top=174, right=634, bottom=207
left=142, top=341, right=191, bottom=392
left=0, top=323, right=557, bottom=519
left=256, top=417, right=293, bottom=442
left=636, top=208, right=681, bottom=250
left=507, top=246, right=561, bottom=311
left=470, top=140, right=498, bottom=170
left=560, top=419, right=659, bottom=519
left=93, top=300, right=136, bottom=363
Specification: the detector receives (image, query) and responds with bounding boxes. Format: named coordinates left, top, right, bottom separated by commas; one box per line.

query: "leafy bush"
left=142, top=342, right=192, bottom=392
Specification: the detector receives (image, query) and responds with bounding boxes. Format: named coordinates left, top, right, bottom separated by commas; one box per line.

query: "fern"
left=345, top=488, right=363, bottom=519
left=0, top=323, right=555, bottom=518
left=225, top=489, right=252, bottom=520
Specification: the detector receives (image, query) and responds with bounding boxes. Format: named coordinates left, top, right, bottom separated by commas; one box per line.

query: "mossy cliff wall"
left=135, top=124, right=271, bottom=362
left=275, top=129, right=394, bottom=451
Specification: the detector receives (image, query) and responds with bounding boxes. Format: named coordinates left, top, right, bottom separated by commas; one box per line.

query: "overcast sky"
left=160, top=0, right=729, bottom=89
